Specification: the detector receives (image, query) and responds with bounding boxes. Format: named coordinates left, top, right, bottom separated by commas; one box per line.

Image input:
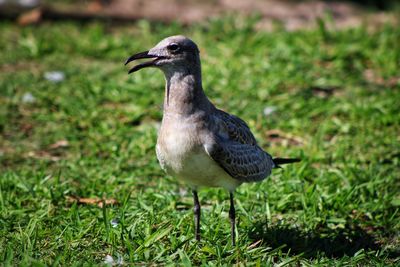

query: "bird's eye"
left=167, top=43, right=180, bottom=53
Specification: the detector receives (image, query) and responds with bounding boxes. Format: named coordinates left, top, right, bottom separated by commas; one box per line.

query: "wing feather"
left=204, top=109, right=274, bottom=182
left=215, top=109, right=258, bottom=145
left=205, top=138, right=274, bottom=183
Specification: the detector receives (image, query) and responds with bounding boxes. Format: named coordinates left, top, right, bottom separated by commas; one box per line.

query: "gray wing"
left=205, top=109, right=274, bottom=182
left=215, top=109, right=258, bottom=145
left=205, top=138, right=274, bottom=182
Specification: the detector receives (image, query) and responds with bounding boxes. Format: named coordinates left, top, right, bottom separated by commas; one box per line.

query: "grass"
left=0, top=17, right=399, bottom=265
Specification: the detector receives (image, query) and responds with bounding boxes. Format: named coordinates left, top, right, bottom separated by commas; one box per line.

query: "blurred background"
left=0, top=0, right=398, bottom=29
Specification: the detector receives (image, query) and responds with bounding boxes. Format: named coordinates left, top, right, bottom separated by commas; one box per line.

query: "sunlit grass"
left=0, top=18, right=399, bottom=265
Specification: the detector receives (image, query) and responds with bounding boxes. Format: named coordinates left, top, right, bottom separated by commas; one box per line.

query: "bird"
left=125, top=35, right=300, bottom=245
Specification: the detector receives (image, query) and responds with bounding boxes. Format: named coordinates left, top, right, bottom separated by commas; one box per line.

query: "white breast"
left=156, top=119, right=197, bottom=172
left=156, top=117, right=241, bottom=191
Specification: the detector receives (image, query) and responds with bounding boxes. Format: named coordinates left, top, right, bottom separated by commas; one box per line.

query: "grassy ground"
left=0, top=17, right=399, bottom=266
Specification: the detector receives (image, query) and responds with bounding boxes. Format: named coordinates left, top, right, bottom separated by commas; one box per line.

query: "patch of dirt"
left=66, top=196, right=118, bottom=207
left=363, top=69, right=400, bottom=88
left=265, top=129, right=305, bottom=146
left=1, top=0, right=397, bottom=30
left=102, top=0, right=397, bottom=30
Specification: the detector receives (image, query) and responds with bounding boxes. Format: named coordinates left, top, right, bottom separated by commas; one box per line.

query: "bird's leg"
left=229, top=191, right=236, bottom=246
left=192, top=190, right=201, bottom=241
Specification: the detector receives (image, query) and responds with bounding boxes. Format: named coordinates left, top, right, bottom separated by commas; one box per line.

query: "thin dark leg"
left=193, top=190, right=201, bottom=241
left=229, top=192, right=236, bottom=246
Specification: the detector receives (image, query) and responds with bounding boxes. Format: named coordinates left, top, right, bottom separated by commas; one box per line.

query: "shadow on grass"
left=248, top=221, right=399, bottom=259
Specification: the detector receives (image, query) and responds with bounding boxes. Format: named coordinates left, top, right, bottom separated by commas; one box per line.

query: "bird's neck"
left=162, top=67, right=212, bottom=115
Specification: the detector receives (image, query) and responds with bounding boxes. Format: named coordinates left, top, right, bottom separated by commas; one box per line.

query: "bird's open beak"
left=125, top=50, right=164, bottom=74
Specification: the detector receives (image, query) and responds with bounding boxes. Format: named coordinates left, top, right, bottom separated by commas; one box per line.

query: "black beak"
left=125, top=50, right=159, bottom=74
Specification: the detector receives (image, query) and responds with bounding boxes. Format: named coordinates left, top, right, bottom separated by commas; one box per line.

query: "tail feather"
left=273, top=157, right=301, bottom=168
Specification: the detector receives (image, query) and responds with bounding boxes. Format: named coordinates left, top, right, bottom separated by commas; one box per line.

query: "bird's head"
left=125, top=35, right=200, bottom=75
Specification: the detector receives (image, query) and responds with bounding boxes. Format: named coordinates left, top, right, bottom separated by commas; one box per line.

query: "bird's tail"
left=273, top=157, right=301, bottom=168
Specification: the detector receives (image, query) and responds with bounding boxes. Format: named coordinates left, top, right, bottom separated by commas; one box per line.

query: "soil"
left=1, top=0, right=398, bottom=30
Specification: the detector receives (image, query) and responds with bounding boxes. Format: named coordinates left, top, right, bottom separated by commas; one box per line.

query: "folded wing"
left=205, top=110, right=274, bottom=182
left=215, top=109, right=258, bottom=145
left=205, top=139, right=274, bottom=182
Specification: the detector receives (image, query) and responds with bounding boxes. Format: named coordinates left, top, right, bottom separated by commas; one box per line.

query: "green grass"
left=0, top=17, right=399, bottom=265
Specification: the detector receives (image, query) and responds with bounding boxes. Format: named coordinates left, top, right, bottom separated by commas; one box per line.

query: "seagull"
left=125, top=35, right=300, bottom=245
